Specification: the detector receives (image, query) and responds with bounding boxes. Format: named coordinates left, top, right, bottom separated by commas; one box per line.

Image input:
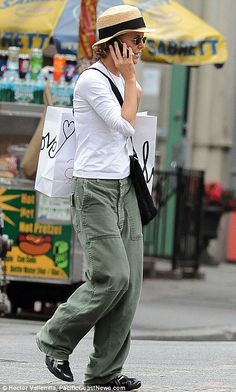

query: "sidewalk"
left=133, top=261, right=236, bottom=341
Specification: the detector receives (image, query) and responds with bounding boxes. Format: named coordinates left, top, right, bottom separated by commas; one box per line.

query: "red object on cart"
left=226, top=211, right=236, bottom=262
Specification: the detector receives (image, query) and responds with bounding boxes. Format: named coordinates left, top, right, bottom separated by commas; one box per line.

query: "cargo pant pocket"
left=86, top=236, right=130, bottom=292
left=71, top=179, right=91, bottom=235
left=70, top=193, right=81, bottom=234
left=125, top=184, right=143, bottom=241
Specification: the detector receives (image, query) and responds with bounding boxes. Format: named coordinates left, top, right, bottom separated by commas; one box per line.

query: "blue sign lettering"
left=186, top=42, right=195, bottom=56
left=0, top=32, right=49, bottom=49
left=146, top=39, right=219, bottom=57
left=199, top=39, right=218, bottom=55
left=168, top=41, right=177, bottom=55
left=158, top=41, right=166, bottom=55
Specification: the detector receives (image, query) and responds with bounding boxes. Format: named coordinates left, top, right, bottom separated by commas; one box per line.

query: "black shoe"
left=98, top=375, right=141, bottom=391
left=45, top=355, right=74, bottom=382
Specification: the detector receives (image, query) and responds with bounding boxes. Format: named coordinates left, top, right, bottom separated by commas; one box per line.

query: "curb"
left=132, top=327, right=236, bottom=341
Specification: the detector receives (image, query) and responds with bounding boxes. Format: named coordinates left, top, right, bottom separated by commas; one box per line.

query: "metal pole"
left=172, top=167, right=182, bottom=271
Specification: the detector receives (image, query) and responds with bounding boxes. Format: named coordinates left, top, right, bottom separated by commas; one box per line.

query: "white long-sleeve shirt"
left=72, top=61, right=135, bottom=179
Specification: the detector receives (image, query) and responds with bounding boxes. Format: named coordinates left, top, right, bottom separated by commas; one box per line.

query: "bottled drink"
left=31, top=48, right=43, bottom=80
left=0, top=76, right=14, bottom=102
left=65, top=54, right=77, bottom=82
left=13, top=78, right=33, bottom=103
left=18, top=54, right=30, bottom=79
left=0, top=50, right=8, bottom=77
left=53, top=54, right=66, bottom=82
left=7, top=47, right=20, bottom=71
left=33, top=79, right=44, bottom=104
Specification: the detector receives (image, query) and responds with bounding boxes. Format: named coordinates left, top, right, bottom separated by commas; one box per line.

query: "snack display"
left=0, top=155, right=18, bottom=178
left=0, top=48, right=78, bottom=105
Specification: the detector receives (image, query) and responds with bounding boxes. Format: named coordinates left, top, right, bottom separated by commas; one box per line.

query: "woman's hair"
left=93, top=41, right=110, bottom=59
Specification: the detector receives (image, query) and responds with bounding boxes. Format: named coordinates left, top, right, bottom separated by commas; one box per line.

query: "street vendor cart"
left=0, top=177, right=85, bottom=314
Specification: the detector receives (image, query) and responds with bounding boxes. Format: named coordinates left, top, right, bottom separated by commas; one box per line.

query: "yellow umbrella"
left=123, top=0, right=228, bottom=65
left=0, top=0, right=67, bottom=52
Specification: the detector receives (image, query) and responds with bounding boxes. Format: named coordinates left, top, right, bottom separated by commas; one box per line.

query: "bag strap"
left=87, top=67, right=138, bottom=158
left=130, top=136, right=138, bottom=158
left=73, top=67, right=124, bottom=114
left=88, top=67, right=124, bottom=107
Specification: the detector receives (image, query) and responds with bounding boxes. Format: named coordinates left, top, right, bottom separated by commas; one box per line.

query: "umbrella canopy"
left=54, top=0, right=80, bottom=54
left=0, top=0, right=68, bottom=52
left=0, top=0, right=81, bottom=53
left=98, top=0, right=228, bottom=66
left=0, top=0, right=228, bottom=65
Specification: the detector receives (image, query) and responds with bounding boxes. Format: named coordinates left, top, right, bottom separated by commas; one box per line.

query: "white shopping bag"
left=131, top=114, right=157, bottom=193
left=35, top=106, right=75, bottom=198
left=35, top=107, right=157, bottom=198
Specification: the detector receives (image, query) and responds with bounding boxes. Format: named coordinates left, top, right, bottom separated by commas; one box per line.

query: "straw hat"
left=93, top=5, right=154, bottom=46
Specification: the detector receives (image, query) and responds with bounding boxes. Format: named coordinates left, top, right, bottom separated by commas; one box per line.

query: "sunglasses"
left=131, top=36, right=147, bottom=45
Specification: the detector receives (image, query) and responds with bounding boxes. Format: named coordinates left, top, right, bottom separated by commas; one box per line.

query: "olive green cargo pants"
left=36, top=177, right=143, bottom=385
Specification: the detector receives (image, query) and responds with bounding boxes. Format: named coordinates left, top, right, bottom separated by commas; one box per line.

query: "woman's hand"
left=109, top=42, right=136, bottom=82
left=109, top=42, right=137, bottom=127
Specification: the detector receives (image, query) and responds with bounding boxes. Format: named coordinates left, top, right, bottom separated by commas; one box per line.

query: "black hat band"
left=98, top=17, right=146, bottom=40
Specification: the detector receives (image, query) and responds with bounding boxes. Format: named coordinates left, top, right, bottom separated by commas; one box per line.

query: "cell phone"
left=109, top=38, right=129, bottom=57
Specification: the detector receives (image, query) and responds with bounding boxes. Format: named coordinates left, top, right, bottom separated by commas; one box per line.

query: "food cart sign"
left=0, top=187, right=72, bottom=281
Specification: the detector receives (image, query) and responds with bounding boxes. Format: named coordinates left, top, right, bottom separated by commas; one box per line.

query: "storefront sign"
left=0, top=187, right=72, bottom=281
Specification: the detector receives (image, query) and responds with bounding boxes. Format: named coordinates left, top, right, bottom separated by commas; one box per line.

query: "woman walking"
left=36, top=5, right=153, bottom=390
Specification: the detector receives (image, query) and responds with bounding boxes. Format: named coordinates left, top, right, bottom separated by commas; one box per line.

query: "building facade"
left=138, top=0, right=236, bottom=187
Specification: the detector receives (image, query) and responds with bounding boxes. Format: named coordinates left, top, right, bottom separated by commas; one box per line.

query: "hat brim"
left=92, top=27, right=155, bottom=47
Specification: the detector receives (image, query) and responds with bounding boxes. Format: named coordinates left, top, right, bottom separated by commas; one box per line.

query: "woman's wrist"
left=124, top=76, right=136, bottom=83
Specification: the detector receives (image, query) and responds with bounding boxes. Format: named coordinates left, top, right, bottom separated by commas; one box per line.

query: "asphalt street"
left=1, top=262, right=236, bottom=390
left=1, top=320, right=236, bottom=391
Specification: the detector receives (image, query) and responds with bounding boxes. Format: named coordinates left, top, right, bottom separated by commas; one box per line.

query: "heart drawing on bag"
left=63, top=120, right=75, bottom=141
left=53, top=120, right=75, bottom=156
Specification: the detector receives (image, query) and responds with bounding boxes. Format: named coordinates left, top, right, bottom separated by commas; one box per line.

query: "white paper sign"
left=37, top=193, right=71, bottom=223
left=142, top=69, right=161, bottom=97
